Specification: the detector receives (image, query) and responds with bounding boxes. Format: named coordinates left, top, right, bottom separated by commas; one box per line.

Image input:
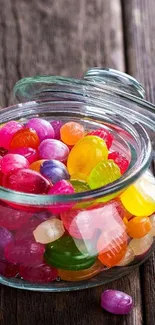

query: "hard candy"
left=27, top=118, right=55, bottom=141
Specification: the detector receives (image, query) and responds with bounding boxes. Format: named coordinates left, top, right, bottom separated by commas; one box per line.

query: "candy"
left=10, top=127, right=40, bottom=149
left=129, top=234, right=153, bottom=256
left=117, top=246, right=135, bottom=266
left=101, top=290, right=133, bottom=315
left=1, top=154, right=29, bottom=174
left=0, top=227, right=14, bottom=249
left=0, top=121, right=23, bottom=149
left=44, top=235, right=96, bottom=270
left=60, top=122, right=84, bottom=145
left=70, top=180, right=90, bottom=193
left=4, top=240, right=45, bottom=265
left=27, top=118, right=55, bottom=141
left=70, top=172, right=87, bottom=181
left=58, top=260, right=103, bottom=281
left=19, top=262, right=58, bottom=283
left=87, top=128, right=113, bottom=149
left=15, top=218, right=41, bottom=242
left=10, top=147, right=38, bottom=164
left=0, top=203, right=32, bottom=230
left=67, top=136, right=108, bottom=176
left=40, top=160, right=70, bottom=184
left=108, top=151, right=129, bottom=174
left=120, top=171, right=155, bottom=216
left=30, top=160, right=46, bottom=172
left=33, top=218, right=65, bottom=244
left=0, top=261, right=19, bottom=278
left=50, top=120, right=63, bottom=139
left=48, top=180, right=75, bottom=214
left=38, top=139, right=69, bottom=162
left=87, top=159, right=121, bottom=189
left=3, top=168, right=51, bottom=194
left=127, top=216, right=152, bottom=238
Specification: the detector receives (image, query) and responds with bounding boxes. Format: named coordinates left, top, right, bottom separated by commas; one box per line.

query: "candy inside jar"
left=0, top=70, right=154, bottom=291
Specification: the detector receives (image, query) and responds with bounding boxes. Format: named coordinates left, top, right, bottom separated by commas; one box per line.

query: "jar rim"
left=0, top=95, right=152, bottom=206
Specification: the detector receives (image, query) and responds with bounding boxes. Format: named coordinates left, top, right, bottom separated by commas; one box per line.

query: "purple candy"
left=50, top=120, right=63, bottom=140
left=38, top=139, right=69, bottom=162
left=101, top=290, right=133, bottom=315
left=0, top=227, right=14, bottom=249
left=40, top=160, right=70, bottom=184
left=27, top=118, right=55, bottom=141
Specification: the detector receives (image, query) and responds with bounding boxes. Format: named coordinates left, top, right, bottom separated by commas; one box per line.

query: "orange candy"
left=127, top=216, right=152, bottom=238
left=30, top=160, right=46, bottom=172
left=97, top=233, right=127, bottom=267
left=10, top=128, right=40, bottom=149
left=58, top=260, right=103, bottom=281
left=60, top=122, right=84, bottom=146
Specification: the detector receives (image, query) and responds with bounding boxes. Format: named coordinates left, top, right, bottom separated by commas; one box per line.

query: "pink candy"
left=10, top=147, right=38, bottom=164
left=50, top=120, right=63, bottom=140
left=27, top=118, right=55, bottom=141
left=1, top=154, right=29, bottom=175
left=4, top=240, right=45, bottom=265
left=48, top=180, right=75, bottom=214
left=19, top=263, right=58, bottom=283
left=38, top=139, right=69, bottom=162
left=0, top=121, right=23, bottom=149
left=0, top=203, right=32, bottom=230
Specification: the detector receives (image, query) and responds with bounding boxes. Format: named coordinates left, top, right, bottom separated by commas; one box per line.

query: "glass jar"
left=0, top=68, right=155, bottom=292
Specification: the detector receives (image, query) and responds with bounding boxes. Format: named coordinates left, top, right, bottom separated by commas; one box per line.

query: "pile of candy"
left=0, top=117, right=154, bottom=284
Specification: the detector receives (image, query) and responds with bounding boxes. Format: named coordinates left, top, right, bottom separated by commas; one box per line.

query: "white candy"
left=33, top=218, right=65, bottom=244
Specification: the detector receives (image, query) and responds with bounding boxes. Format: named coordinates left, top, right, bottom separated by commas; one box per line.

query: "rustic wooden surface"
left=0, top=0, right=154, bottom=324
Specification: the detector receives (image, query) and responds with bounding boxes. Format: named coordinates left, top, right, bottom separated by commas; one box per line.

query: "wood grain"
left=122, top=1, right=155, bottom=324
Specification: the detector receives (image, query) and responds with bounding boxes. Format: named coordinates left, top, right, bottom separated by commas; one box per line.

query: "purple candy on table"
left=50, top=120, right=63, bottom=140
left=0, top=227, right=14, bottom=249
left=38, top=139, right=69, bottom=162
left=40, top=160, right=70, bottom=184
left=27, top=118, right=55, bottom=141
left=101, top=289, right=133, bottom=315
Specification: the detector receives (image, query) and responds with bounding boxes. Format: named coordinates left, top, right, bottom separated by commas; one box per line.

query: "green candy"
left=70, top=180, right=90, bottom=193
left=44, top=236, right=96, bottom=271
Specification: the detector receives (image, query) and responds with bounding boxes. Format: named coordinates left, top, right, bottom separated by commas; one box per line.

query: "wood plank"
left=0, top=0, right=143, bottom=325
left=122, top=1, right=155, bottom=324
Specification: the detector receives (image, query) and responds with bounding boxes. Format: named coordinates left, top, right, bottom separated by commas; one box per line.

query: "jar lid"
left=14, top=68, right=145, bottom=102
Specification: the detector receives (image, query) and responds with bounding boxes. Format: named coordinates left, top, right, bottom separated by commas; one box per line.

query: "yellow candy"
left=70, top=172, right=87, bottom=181
left=67, top=136, right=108, bottom=176
left=120, top=171, right=155, bottom=217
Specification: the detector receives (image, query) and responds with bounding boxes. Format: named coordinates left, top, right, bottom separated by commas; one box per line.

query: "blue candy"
left=40, top=160, right=70, bottom=184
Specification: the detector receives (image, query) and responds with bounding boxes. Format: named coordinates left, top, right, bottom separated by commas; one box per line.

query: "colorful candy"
left=38, top=139, right=69, bottom=162
left=0, top=203, right=32, bottom=230
left=101, top=290, right=133, bottom=315
left=48, top=180, right=75, bottom=214
left=30, top=160, right=46, bottom=172
left=60, top=122, right=84, bottom=145
left=33, top=218, right=65, bottom=244
left=19, top=263, right=58, bottom=283
left=0, top=227, right=14, bottom=249
left=58, top=260, right=103, bottom=281
left=108, top=151, right=129, bottom=174
left=67, top=135, right=108, bottom=176
left=10, top=127, right=40, bottom=149
left=0, top=121, right=23, bottom=149
left=126, top=216, right=152, bottom=238
left=44, top=235, right=96, bottom=270
left=10, top=147, right=38, bottom=164
left=27, top=118, right=55, bottom=141
left=129, top=234, right=153, bottom=256
left=3, top=168, right=51, bottom=194
left=87, top=128, right=113, bottom=149
left=117, top=246, right=135, bottom=266
left=87, top=160, right=121, bottom=189
left=40, top=160, right=70, bottom=184
left=50, top=120, right=63, bottom=140
left=1, top=154, right=29, bottom=175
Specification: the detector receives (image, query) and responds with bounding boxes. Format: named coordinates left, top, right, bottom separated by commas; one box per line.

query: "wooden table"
left=0, top=0, right=155, bottom=324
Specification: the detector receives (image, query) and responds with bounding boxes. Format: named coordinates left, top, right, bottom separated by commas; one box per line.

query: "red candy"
left=3, top=168, right=51, bottom=194
left=4, top=240, right=45, bottom=265
left=19, top=263, right=58, bottom=283
left=108, top=151, right=129, bottom=174
left=1, top=154, right=29, bottom=175
left=14, top=218, right=41, bottom=242
left=87, top=128, right=113, bottom=149
left=10, top=127, right=40, bottom=149
left=0, top=261, right=19, bottom=278
left=10, top=147, right=38, bottom=164
left=0, top=203, right=32, bottom=230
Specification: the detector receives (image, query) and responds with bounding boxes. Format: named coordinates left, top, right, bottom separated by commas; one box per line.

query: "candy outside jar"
left=0, top=69, right=155, bottom=292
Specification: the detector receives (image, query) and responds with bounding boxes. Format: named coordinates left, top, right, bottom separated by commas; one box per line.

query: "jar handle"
left=84, top=68, right=145, bottom=99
